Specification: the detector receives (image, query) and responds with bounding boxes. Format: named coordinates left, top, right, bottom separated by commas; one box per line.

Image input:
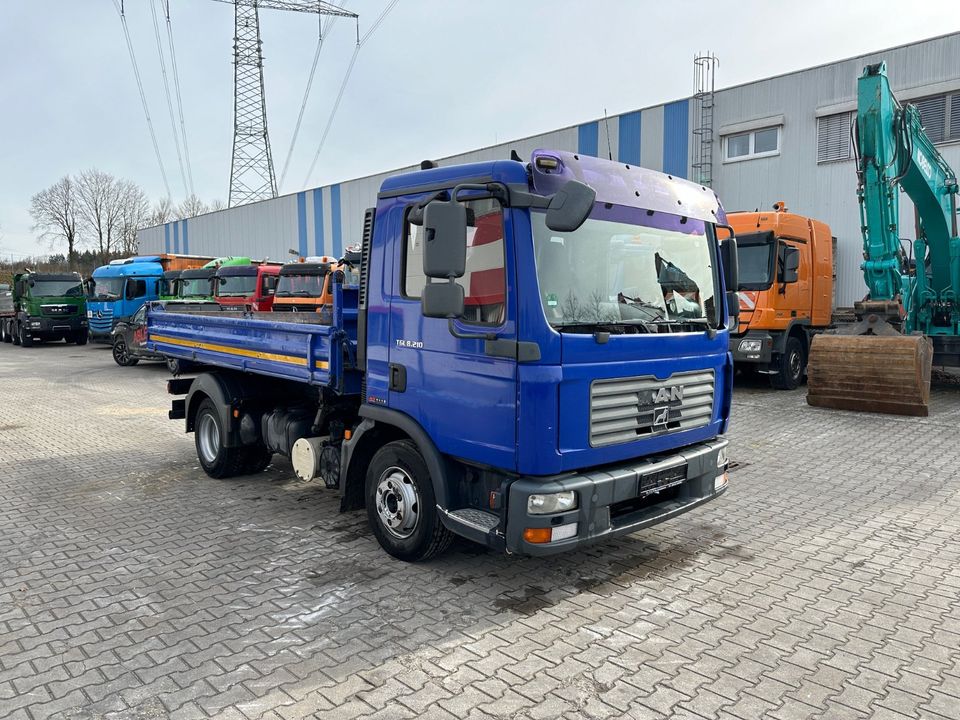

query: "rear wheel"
left=365, top=440, right=453, bottom=562
left=194, top=398, right=247, bottom=479
left=112, top=337, right=139, bottom=366
left=770, top=335, right=804, bottom=390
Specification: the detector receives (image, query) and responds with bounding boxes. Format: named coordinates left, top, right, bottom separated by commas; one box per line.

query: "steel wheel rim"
left=789, top=349, right=802, bottom=379
left=375, top=466, right=420, bottom=539
left=197, top=412, right=220, bottom=464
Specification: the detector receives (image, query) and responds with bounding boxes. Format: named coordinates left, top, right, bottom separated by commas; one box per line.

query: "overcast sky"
left=1, top=1, right=957, bottom=259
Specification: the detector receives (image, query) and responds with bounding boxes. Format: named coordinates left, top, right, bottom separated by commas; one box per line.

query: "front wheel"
left=770, top=336, right=805, bottom=390
left=365, top=440, right=453, bottom=562
left=74, top=330, right=88, bottom=346
left=19, top=323, right=33, bottom=348
left=112, top=337, right=139, bottom=366
left=11, top=323, right=20, bottom=346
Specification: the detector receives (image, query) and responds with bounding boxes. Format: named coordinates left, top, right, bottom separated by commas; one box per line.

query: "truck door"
left=778, top=239, right=809, bottom=321
left=387, top=195, right=519, bottom=471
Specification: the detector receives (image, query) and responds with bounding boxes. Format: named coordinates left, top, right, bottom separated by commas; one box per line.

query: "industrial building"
left=138, top=31, right=960, bottom=307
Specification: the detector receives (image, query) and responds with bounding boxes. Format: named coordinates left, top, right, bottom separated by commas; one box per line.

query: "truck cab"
left=158, top=270, right=183, bottom=300
left=5, top=271, right=87, bottom=346
left=728, top=204, right=833, bottom=389
left=215, top=263, right=280, bottom=311
left=178, top=267, right=218, bottom=301
left=272, top=257, right=336, bottom=316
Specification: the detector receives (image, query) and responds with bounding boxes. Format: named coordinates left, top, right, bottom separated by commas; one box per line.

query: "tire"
left=0, top=322, right=6, bottom=344
left=12, top=323, right=20, bottom=346
left=365, top=440, right=453, bottom=562
left=19, top=323, right=33, bottom=348
left=167, top=357, right=194, bottom=375
left=770, top=335, right=805, bottom=390
left=193, top=398, right=247, bottom=479
left=112, top=337, right=139, bottom=367
left=74, top=330, right=88, bottom=346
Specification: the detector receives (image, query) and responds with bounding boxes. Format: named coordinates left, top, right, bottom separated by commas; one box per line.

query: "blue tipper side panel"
left=577, top=122, right=599, bottom=158
left=663, top=99, right=689, bottom=178
left=145, top=283, right=361, bottom=392
left=618, top=111, right=641, bottom=165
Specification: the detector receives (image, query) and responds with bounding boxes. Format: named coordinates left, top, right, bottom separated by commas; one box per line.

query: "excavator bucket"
left=806, top=334, right=933, bottom=416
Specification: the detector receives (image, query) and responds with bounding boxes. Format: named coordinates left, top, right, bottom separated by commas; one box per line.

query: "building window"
left=910, top=92, right=960, bottom=144
left=817, top=112, right=854, bottom=163
left=723, top=126, right=780, bottom=162
left=403, top=198, right=506, bottom=326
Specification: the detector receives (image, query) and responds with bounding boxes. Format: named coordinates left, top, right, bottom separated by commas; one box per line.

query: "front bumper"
left=503, top=438, right=729, bottom=556
left=729, top=331, right=773, bottom=364
left=28, top=316, right=87, bottom=336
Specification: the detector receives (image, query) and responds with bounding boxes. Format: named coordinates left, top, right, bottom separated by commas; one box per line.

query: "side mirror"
left=421, top=199, right=467, bottom=319
left=779, top=245, right=800, bottom=284
left=717, top=226, right=739, bottom=329
left=545, top=180, right=596, bottom=232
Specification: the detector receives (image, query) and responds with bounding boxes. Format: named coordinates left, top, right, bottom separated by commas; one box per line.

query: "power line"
left=164, top=1, right=196, bottom=197
left=112, top=0, right=172, bottom=198
left=278, top=4, right=351, bottom=191
left=149, top=0, right=189, bottom=197
left=303, top=0, right=400, bottom=187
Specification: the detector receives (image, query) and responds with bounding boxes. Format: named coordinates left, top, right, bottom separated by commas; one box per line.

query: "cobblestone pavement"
left=2, top=343, right=960, bottom=720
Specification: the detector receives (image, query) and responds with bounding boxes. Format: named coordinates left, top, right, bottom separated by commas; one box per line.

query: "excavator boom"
left=806, top=62, right=959, bottom=416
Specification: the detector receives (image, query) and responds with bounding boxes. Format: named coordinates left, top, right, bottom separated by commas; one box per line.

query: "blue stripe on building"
left=312, top=188, right=324, bottom=256
left=181, top=219, right=189, bottom=254
left=663, top=99, right=689, bottom=179
left=577, top=121, right=599, bottom=157
left=330, top=184, right=342, bottom=257
left=296, top=191, right=308, bottom=257
left=617, top=111, right=642, bottom=165
left=173, top=221, right=180, bottom=253
left=164, top=223, right=170, bottom=253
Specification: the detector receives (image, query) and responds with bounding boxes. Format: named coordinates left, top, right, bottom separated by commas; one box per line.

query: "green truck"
left=1, top=271, right=88, bottom=346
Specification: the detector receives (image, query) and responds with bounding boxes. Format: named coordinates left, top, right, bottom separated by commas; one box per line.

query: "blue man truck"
left=86, top=254, right=214, bottom=341
left=149, top=150, right=739, bottom=561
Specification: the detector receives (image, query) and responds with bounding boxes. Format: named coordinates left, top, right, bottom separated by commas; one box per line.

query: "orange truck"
left=272, top=257, right=338, bottom=315
left=727, top=203, right=834, bottom=389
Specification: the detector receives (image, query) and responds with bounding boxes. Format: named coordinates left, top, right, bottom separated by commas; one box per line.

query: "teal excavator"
left=807, top=62, right=960, bottom=416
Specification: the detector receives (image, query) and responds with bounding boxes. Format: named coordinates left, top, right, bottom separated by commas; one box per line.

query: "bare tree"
left=148, top=197, right=175, bottom=227
left=76, top=169, right=125, bottom=263
left=118, top=181, right=150, bottom=256
left=209, top=199, right=227, bottom=212
left=29, top=177, right=81, bottom=269
left=176, top=194, right=209, bottom=219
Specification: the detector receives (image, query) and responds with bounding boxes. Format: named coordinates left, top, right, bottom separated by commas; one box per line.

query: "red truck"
left=214, top=263, right=281, bottom=311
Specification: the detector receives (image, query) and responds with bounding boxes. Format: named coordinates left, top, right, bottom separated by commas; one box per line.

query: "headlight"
left=527, top=491, right=578, bottom=515
left=738, top=339, right=762, bottom=353
left=30, top=321, right=41, bottom=328
left=716, top=447, right=728, bottom=470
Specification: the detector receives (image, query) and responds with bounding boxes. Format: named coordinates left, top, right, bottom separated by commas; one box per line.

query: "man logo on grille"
left=653, top=386, right=683, bottom=404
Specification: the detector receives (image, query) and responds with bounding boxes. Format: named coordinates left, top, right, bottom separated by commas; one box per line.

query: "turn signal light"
left=523, top=528, right=552, bottom=544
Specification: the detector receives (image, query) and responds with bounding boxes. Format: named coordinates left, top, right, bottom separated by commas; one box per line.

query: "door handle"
left=389, top=363, right=407, bottom=392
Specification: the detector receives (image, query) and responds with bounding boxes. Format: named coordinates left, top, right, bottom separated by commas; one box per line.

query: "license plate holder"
left=637, top=463, right=687, bottom=497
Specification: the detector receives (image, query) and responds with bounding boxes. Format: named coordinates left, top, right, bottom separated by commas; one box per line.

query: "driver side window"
left=403, top=198, right=506, bottom=326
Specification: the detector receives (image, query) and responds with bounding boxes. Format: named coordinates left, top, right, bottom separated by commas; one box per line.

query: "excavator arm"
left=855, top=62, right=960, bottom=333
left=807, top=62, right=960, bottom=416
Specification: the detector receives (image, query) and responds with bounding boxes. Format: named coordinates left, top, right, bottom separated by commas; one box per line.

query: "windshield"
left=33, top=280, right=84, bottom=297
left=181, top=277, right=212, bottom=298
left=737, top=234, right=775, bottom=289
left=216, top=274, right=258, bottom=297
left=276, top=273, right=327, bottom=297
left=532, top=207, right=718, bottom=331
left=89, top=277, right=124, bottom=300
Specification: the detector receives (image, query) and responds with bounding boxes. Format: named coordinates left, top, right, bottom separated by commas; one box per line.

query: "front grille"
left=89, top=306, right=113, bottom=333
left=41, top=304, right=77, bottom=316
left=590, top=370, right=715, bottom=447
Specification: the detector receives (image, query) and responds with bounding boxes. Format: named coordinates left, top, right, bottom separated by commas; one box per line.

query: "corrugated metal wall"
left=139, top=32, right=960, bottom=308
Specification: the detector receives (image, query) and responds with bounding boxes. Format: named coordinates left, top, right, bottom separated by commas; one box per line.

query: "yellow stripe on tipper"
left=152, top=333, right=328, bottom=371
